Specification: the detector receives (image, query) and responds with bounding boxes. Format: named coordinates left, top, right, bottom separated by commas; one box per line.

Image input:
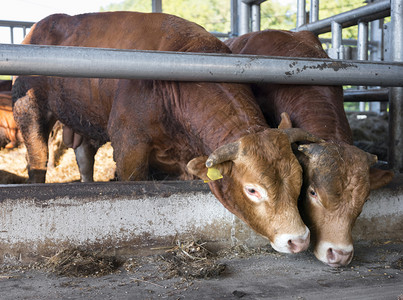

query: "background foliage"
left=101, top=0, right=367, bottom=38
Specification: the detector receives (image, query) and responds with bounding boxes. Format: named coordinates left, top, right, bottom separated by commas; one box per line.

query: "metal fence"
left=0, top=20, right=34, bottom=44
left=292, top=0, right=402, bottom=174
left=0, top=0, right=401, bottom=172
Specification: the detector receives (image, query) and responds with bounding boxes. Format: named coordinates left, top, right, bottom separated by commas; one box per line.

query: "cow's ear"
left=369, top=168, right=394, bottom=190
left=278, top=112, right=292, bottom=129
left=187, top=156, right=231, bottom=181
left=187, top=156, right=210, bottom=181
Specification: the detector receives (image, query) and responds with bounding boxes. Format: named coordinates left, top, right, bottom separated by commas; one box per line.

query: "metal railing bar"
left=0, top=43, right=402, bottom=87
left=294, top=0, right=390, bottom=34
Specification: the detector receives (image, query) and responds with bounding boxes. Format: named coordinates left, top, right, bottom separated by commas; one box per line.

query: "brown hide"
left=0, top=80, right=12, bottom=92
left=0, top=91, right=23, bottom=149
left=225, top=29, right=394, bottom=267
left=12, top=12, right=312, bottom=253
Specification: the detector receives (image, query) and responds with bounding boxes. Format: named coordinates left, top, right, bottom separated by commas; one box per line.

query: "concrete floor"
left=1, top=176, right=402, bottom=299
left=1, top=239, right=402, bottom=300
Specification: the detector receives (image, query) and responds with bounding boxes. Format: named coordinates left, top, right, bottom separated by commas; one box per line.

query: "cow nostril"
left=287, top=238, right=309, bottom=253
left=327, top=248, right=335, bottom=261
left=326, top=247, right=354, bottom=266
left=287, top=239, right=296, bottom=250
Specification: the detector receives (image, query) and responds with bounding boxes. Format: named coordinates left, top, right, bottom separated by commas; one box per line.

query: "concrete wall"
left=0, top=175, right=402, bottom=264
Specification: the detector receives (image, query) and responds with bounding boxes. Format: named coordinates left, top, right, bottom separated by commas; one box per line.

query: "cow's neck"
left=162, top=81, right=268, bottom=153
left=256, top=84, right=353, bottom=145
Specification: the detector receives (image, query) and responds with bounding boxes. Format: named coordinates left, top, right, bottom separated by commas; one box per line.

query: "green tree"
left=309, top=0, right=366, bottom=39
left=101, top=0, right=231, bottom=33
left=101, top=0, right=369, bottom=38
left=260, top=0, right=296, bottom=30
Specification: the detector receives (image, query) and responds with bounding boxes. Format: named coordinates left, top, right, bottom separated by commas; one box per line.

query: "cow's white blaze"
left=271, top=226, right=310, bottom=254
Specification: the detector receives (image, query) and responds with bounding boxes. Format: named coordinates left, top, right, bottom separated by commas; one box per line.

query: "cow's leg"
left=13, top=87, right=53, bottom=183
left=108, top=82, right=155, bottom=181
left=5, top=129, right=18, bottom=149
left=112, top=141, right=150, bottom=181
left=108, top=117, right=151, bottom=181
left=74, top=138, right=97, bottom=182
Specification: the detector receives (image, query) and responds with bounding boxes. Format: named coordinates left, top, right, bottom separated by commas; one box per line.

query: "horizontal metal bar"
left=0, top=20, right=35, bottom=28
left=320, top=38, right=379, bottom=47
left=0, top=44, right=402, bottom=86
left=295, top=1, right=390, bottom=34
left=210, top=31, right=231, bottom=38
left=242, top=0, right=267, bottom=4
left=343, top=88, right=389, bottom=102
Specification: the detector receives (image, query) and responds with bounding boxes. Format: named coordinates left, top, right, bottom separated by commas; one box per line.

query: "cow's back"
left=16, top=12, right=233, bottom=144
left=225, top=30, right=328, bottom=59
left=24, top=12, right=229, bottom=54
left=226, top=30, right=352, bottom=144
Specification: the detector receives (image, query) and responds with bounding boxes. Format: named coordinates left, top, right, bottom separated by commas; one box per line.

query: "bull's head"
left=297, top=142, right=393, bottom=267
left=187, top=128, right=322, bottom=254
left=278, top=112, right=394, bottom=266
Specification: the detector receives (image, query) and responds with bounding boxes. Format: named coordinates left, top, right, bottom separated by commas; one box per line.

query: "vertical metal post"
left=297, top=0, right=306, bottom=27
left=358, top=22, right=369, bottom=61
left=152, top=0, right=162, bottom=12
left=310, top=0, right=319, bottom=23
left=10, top=27, right=14, bottom=44
left=330, top=21, right=342, bottom=59
left=369, top=19, right=384, bottom=113
left=231, top=0, right=239, bottom=37
left=389, top=0, right=403, bottom=172
left=358, top=21, right=368, bottom=111
left=370, top=19, right=384, bottom=61
left=239, top=0, right=250, bottom=35
left=251, top=4, right=261, bottom=32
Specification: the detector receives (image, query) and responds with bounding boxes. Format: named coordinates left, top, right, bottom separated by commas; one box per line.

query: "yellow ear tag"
left=204, top=167, right=223, bottom=183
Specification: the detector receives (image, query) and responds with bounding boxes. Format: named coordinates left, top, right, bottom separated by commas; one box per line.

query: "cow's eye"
left=308, top=187, right=323, bottom=206
left=309, top=189, right=317, bottom=198
left=244, top=184, right=267, bottom=203
left=246, top=187, right=259, bottom=197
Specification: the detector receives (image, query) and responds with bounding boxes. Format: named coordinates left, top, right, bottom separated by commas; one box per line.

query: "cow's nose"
left=326, top=247, right=354, bottom=267
left=288, top=231, right=310, bottom=253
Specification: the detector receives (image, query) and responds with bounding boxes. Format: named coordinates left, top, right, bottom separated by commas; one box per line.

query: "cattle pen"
left=0, top=0, right=402, bottom=299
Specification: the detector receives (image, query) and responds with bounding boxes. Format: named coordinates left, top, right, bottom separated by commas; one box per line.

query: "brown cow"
left=12, top=12, right=322, bottom=253
left=225, top=29, right=394, bottom=267
left=0, top=91, right=23, bottom=149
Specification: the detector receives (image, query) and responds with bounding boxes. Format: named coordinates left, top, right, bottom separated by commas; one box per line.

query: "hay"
left=45, top=249, right=121, bottom=277
left=391, top=257, right=403, bottom=271
left=0, top=146, right=28, bottom=181
left=0, top=142, right=115, bottom=184
left=159, top=240, right=226, bottom=279
left=217, top=244, right=280, bottom=259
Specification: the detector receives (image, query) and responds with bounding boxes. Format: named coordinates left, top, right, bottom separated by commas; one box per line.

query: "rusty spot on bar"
left=285, top=61, right=358, bottom=76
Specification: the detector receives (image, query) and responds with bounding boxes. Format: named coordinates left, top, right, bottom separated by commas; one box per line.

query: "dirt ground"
left=0, top=239, right=402, bottom=300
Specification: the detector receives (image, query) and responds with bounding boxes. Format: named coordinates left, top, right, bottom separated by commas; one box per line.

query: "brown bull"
left=0, top=91, right=23, bottom=149
left=225, top=29, right=394, bottom=266
left=12, top=12, right=321, bottom=253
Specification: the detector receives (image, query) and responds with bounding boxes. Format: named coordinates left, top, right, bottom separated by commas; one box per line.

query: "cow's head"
left=296, top=142, right=394, bottom=267
left=278, top=112, right=394, bottom=266
left=187, top=128, right=322, bottom=254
